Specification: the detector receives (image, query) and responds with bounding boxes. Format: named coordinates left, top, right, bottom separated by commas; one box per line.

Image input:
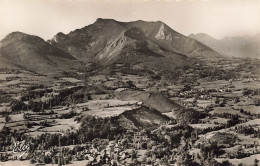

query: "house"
left=120, top=151, right=130, bottom=159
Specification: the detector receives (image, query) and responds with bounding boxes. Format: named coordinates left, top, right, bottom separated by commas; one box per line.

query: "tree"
left=221, top=160, right=233, bottom=166
left=215, top=98, right=220, bottom=104
left=125, top=81, right=136, bottom=89
left=131, top=150, right=137, bottom=160
left=141, top=142, right=147, bottom=149
left=182, top=85, right=191, bottom=92
left=30, top=159, right=36, bottom=164
left=234, top=97, right=240, bottom=103
left=23, top=113, right=27, bottom=119
left=176, top=150, right=193, bottom=166
left=176, top=137, right=193, bottom=166
left=5, top=115, right=11, bottom=124
left=254, top=98, right=260, bottom=106
left=254, top=159, right=259, bottom=166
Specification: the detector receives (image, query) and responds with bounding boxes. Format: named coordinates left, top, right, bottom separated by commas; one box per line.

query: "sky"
left=0, top=0, right=259, bottom=41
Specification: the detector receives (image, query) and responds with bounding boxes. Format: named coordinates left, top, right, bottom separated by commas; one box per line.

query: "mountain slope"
left=116, top=106, right=170, bottom=130
left=0, top=32, right=84, bottom=73
left=188, top=33, right=224, bottom=54
left=127, top=21, right=222, bottom=58
left=116, top=90, right=183, bottom=114
left=49, top=19, right=126, bottom=61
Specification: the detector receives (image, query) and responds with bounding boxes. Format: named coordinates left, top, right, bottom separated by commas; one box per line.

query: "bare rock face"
left=155, top=23, right=166, bottom=40
left=155, top=23, right=172, bottom=41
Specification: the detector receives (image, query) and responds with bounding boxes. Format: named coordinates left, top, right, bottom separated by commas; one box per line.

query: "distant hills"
left=189, top=33, right=260, bottom=59
left=0, top=18, right=224, bottom=74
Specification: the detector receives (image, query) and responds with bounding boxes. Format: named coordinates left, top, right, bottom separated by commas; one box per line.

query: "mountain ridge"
left=51, top=18, right=222, bottom=60
left=0, top=18, right=224, bottom=74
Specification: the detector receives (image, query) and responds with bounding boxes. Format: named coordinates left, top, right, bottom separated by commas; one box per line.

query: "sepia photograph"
left=0, top=0, right=259, bottom=165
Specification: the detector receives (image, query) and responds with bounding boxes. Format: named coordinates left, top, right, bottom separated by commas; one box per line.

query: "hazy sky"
left=0, top=0, right=259, bottom=41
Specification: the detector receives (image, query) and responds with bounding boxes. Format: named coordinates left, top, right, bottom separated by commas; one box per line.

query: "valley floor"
left=0, top=57, right=259, bottom=166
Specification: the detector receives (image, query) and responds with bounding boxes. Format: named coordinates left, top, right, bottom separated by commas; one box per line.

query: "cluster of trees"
left=10, top=100, right=27, bottom=112
left=194, top=142, right=226, bottom=166
left=242, top=89, right=259, bottom=96
left=240, top=109, right=253, bottom=116
left=234, top=125, right=260, bottom=138
left=59, top=110, right=77, bottom=119
left=0, top=91, right=12, bottom=103
left=64, top=87, right=92, bottom=104
left=212, top=113, right=240, bottom=127
left=10, top=86, right=87, bottom=113
left=176, top=137, right=234, bottom=166
left=227, top=115, right=240, bottom=127
left=77, top=115, right=125, bottom=142
left=143, top=147, right=172, bottom=165
left=197, top=67, right=240, bottom=81
left=197, top=115, right=240, bottom=135
left=209, top=132, right=237, bottom=146
left=254, top=98, right=260, bottom=106
left=176, top=137, right=194, bottom=166
left=154, top=125, right=194, bottom=148
left=176, top=108, right=207, bottom=124
left=21, top=86, right=51, bottom=101
left=197, top=125, right=227, bottom=135
left=215, top=98, right=227, bottom=107
left=30, top=143, right=93, bottom=165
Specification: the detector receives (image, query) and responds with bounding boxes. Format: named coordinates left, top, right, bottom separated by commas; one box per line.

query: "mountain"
left=189, top=33, right=260, bottom=59
left=125, top=20, right=221, bottom=58
left=0, top=32, right=84, bottom=74
left=50, top=18, right=222, bottom=71
left=116, top=105, right=170, bottom=130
